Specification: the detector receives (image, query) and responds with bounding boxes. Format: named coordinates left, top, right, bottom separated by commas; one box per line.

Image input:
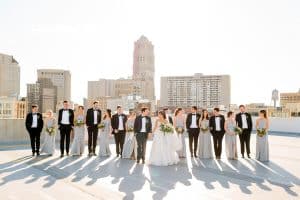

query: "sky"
left=1, top=0, right=300, bottom=105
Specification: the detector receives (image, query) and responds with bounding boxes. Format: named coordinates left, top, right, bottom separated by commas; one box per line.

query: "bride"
left=149, top=110, right=181, bottom=166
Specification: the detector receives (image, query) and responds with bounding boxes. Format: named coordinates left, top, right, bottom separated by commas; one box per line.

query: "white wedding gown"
left=149, top=121, right=181, bottom=166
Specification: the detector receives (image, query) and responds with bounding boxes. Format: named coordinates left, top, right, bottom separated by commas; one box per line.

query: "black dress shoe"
left=66, top=153, right=69, bottom=156
left=32, top=152, right=35, bottom=156
left=137, top=160, right=140, bottom=164
left=242, top=155, right=245, bottom=158
left=37, top=152, right=40, bottom=156
left=60, top=154, right=64, bottom=158
left=93, top=153, right=97, bottom=156
left=194, top=154, right=198, bottom=158
left=247, top=154, right=251, bottom=159
left=142, top=160, right=145, bottom=164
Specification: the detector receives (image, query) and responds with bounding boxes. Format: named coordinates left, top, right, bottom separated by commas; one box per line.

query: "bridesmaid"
left=224, top=111, right=238, bottom=160
left=198, top=109, right=213, bottom=158
left=173, top=108, right=186, bottom=158
left=99, top=109, right=112, bottom=157
left=122, top=111, right=137, bottom=160
left=41, top=110, right=56, bottom=156
left=71, top=106, right=85, bottom=156
left=256, top=110, right=269, bottom=162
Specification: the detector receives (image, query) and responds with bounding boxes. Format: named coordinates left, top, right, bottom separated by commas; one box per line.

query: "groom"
left=236, top=105, right=253, bottom=158
left=186, top=106, right=201, bottom=157
left=134, top=107, right=152, bottom=164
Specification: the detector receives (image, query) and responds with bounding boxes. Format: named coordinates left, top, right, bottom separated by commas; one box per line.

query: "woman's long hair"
left=260, top=110, right=267, bottom=119
left=201, top=109, right=209, bottom=121
left=158, top=110, right=166, bottom=119
left=174, top=107, right=182, bottom=117
left=103, top=109, right=112, bottom=120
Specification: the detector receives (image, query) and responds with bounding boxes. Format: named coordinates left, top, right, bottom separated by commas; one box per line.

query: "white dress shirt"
left=215, top=117, right=221, bottom=131
left=32, top=114, right=38, bottom=128
left=118, top=115, right=124, bottom=130
left=241, top=113, right=248, bottom=129
left=190, top=114, right=198, bottom=128
left=141, top=117, right=147, bottom=132
left=93, top=110, right=98, bottom=125
left=61, top=110, right=70, bottom=125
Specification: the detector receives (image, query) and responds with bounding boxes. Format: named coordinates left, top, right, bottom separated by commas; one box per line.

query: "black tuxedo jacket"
left=209, top=115, right=226, bottom=134
left=186, top=113, right=201, bottom=130
left=111, top=113, right=128, bottom=132
left=134, top=115, right=152, bottom=133
left=235, top=112, right=253, bottom=132
left=25, top=113, right=44, bottom=133
left=58, top=109, right=74, bottom=127
left=86, top=108, right=102, bottom=126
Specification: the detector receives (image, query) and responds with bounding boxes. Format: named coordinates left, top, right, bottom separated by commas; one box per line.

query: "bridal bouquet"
left=257, top=128, right=267, bottom=137
left=75, top=119, right=84, bottom=127
left=46, top=127, right=56, bottom=136
left=234, top=127, right=243, bottom=135
left=98, top=123, right=105, bottom=130
left=160, top=123, right=174, bottom=135
left=127, top=126, right=134, bottom=132
left=175, top=127, right=184, bottom=134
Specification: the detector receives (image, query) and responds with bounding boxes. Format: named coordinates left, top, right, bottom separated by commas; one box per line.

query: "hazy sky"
left=1, top=0, right=299, bottom=105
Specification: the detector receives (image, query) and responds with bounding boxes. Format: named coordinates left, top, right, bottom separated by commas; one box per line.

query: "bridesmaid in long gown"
left=256, top=110, right=269, bottom=162
left=41, top=110, right=56, bottom=156
left=99, top=109, right=112, bottom=157
left=224, top=111, right=238, bottom=160
left=122, top=111, right=137, bottom=160
left=173, top=108, right=186, bottom=158
left=71, top=106, right=85, bottom=156
left=198, top=109, right=213, bottom=158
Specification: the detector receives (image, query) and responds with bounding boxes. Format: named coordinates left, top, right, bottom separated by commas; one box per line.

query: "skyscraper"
left=37, top=69, right=71, bottom=102
left=132, top=36, right=155, bottom=100
left=160, top=73, right=231, bottom=109
left=0, top=53, right=20, bottom=97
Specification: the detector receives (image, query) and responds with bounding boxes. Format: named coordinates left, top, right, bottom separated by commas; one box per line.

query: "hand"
left=148, top=133, right=153, bottom=139
left=114, top=129, right=119, bottom=134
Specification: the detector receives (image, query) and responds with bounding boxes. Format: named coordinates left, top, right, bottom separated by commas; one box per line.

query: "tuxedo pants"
left=29, top=128, right=41, bottom=153
left=212, top=132, right=224, bottom=157
left=60, top=125, right=72, bottom=155
left=114, top=131, right=125, bottom=155
left=239, top=130, right=251, bottom=155
left=188, top=128, right=200, bottom=155
left=88, top=125, right=99, bottom=153
left=136, top=132, right=148, bottom=161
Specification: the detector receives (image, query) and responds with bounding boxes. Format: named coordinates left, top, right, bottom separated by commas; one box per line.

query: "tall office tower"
left=0, top=53, right=20, bottom=97
left=132, top=36, right=155, bottom=100
left=160, top=73, right=231, bottom=109
left=27, top=83, right=41, bottom=111
left=37, top=69, right=71, bottom=102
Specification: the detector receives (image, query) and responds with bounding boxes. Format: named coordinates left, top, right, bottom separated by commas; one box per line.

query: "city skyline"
left=1, top=0, right=300, bottom=105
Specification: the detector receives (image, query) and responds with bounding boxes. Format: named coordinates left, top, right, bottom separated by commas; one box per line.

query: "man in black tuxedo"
left=209, top=107, right=225, bottom=159
left=86, top=101, right=102, bottom=156
left=111, top=105, right=128, bottom=157
left=186, top=106, right=201, bottom=157
left=58, top=100, right=74, bottom=157
left=235, top=105, right=253, bottom=158
left=163, top=107, right=173, bottom=125
left=25, top=104, right=44, bottom=156
left=134, top=107, right=152, bottom=164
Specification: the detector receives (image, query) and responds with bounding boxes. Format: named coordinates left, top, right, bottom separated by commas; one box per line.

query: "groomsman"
left=186, top=106, right=201, bottom=157
left=111, top=105, right=128, bottom=157
left=235, top=105, right=253, bottom=158
left=209, top=107, right=225, bottom=159
left=134, top=107, right=152, bottom=164
left=163, top=107, right=173, bottom=125
left=25, top=104, right=44, bottom=156
left=86, top=101, right=102, bottom=156
left=58, top=100, right=74, bottom=157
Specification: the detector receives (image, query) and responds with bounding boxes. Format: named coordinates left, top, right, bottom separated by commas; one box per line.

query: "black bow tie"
left=63, top=109, right=68, bottom=111
left=32, top=113, right=37, bottom=115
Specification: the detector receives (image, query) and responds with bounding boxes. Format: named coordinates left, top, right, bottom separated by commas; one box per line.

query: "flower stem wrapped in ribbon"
left=257, top=128, right=267, bottom=137
left=201, top=125, right=209, bottom=133
left=160, top=123, right=174, bottom=135
left=98, top=123, right=105, bottom=130
left=127, top=126, right=134, bottom=132
left=75, top=119, right=84, bottom=127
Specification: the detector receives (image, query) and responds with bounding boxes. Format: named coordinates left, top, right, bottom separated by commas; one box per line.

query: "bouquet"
left=257, top=128, right=267, bottom=137
left=98, top=123, right=105, bottom=130
left=201, top=125, right=209, bottom=133
left=46, top=127, right=56, bottom=136
left=75, top=119, right=84, bottom=127
left=234, top=127, right=243, bottom=135
left=127, top=126, right=134, bottom=132
left=175, top=127, right=184, bottom=134
left=160, top=123, right=174, bottom=135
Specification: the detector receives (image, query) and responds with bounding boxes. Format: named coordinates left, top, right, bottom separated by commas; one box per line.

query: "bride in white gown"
left=149, top=110, right=181, bottom=166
